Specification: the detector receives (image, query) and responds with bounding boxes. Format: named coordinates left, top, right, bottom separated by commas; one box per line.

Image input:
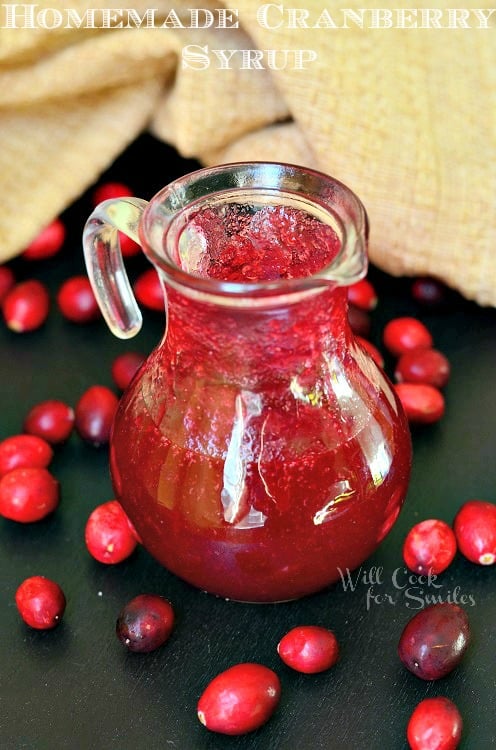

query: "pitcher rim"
left=139, top=161, right=369, bottom=299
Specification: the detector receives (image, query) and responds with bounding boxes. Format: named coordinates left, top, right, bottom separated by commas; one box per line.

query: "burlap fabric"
left=1, top=1, right=495, bottom=305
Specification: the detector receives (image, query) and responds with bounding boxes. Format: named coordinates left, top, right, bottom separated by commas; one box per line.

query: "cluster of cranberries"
left=348, top=276, right=450, bottom=425
left=2, top=194, right=493, bottom=748
left=0, top=182, right=163, bottom=335
left=403, top=501, right=496, bottom=575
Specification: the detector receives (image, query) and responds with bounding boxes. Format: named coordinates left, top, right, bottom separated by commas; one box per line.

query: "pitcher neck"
left=160, top=284, right=352, bottom=385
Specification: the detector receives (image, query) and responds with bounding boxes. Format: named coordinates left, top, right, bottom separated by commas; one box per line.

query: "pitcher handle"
left=83, top=197, right=149, bottom=339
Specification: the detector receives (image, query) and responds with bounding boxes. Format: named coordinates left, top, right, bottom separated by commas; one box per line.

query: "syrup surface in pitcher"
left=110, top=202, right=411, bottom=602
left=177, top=204, right=341, bottom=281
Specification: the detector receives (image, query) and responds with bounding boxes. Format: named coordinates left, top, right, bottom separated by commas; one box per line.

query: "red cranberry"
left=0, top=265, right=15, bottom=304
left=75, top=385, right=119, bottom=446
left=133, top=269, right=165, bottom=312
left=2, top=280, right=50, bottom=332
left=57, top=276, right=100, bottom=323
left=453, top=500, right=496, bottom=565
left=394, top=383, right=445, bottom=424
left=347, top=278, right=378, bottom=311
left=355, top=336, right=384, bottom=368
left=277, top=625, right=339, bottom=674
left=411, top=277, right=448, bottom=308
left=348, top=304, right=371, bottom=338
left=111, top=351, right=146, bottom=391
left=398, top=603, right=470, bottom=680
left=15, top=575, right=66, bottom=630
left=197, top=663, right=281, bottom=735
left=0, top=467, right=59, bottom=523
left=92, top=181, right=134, bottom=205
left=0, top=434, right=53, bottom=477
left=24, top=400, right=75, bottom=445
left=383, top=317, right=433, bottom=357
left=403, top=519, right=457, bottom=575
left=395, top=349, right=450, bottom=389
left=21, top=219, right=66, bottom=261
left=407, top=696, right=462, bottom=750
left=118, top=231, right=141, bottom=258
left=116, top=594, right=174, bottom=652
left=85, top=500, right=138, bottom=564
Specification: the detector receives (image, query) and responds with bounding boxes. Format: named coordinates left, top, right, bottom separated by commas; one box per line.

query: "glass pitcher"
left=83, top=162, right=412, bottom=603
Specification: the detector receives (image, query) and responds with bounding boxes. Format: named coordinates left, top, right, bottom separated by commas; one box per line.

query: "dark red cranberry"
left=403, top=519, right=457, bottom=575
left=453, top=500, right=496, bottom=565
left=0, top=467, right=59, bottom=523
left=411, top=277, right=448, bottom=308
left=74, top=385, right=119, bottom=446
left=118, top=231, right=141, bottom=258
left=394, top=383, right=445, bottom=424
left=197, top=663, right=281, bottom=735
left=133, top=269, right=165, bottom=312
left=407, top=696, right=462, bottom=750
left=2, top=280, right=50, bottom=332
left=0, top=265, right=15, bottom=304
left=85, top=500, right=138, bottom=564
left=23, top=400, right=75, bottom=445
left=92, top=181, right=134, bottom=205
left=395, top=349, right=450, bottom=389
left=57, top=276, right=100, bottom=323
left=15, top=575, right=66, bottom=629
left=277, top=625, right=339, bottom=674
left=21, top=219, right=66, bottom=261
left=111, top=351, right=146, bottom=391
left=347, top=278, right=378, bottom=311
left=383, top=317, right=433, bottom=357
left=398, top=603, right=470, bottom=680
left=355, top=336, right=384, bottom=368
left=348, top=304, right=371, bottom=338
left=116, top=594, right=174, bottom=652
left=0, top=434, right=53, bottom=477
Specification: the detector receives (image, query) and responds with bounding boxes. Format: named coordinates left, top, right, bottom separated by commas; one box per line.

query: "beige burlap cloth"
left=1, top=1, right=495, bottom=305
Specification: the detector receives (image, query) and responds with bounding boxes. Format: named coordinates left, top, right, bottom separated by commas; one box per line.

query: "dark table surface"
left=1, top=135, right=495, bottom=750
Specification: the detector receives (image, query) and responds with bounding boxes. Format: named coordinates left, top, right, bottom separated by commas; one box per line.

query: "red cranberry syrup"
left=111, top=205, right=411, bottom=601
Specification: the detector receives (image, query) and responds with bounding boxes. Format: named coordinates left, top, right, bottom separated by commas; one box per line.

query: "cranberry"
left=394, top=383, right=445, bottom=424
left=0, top=467, right=59, bottom=523
left=197, top=663, right=281, bottom=735
left=407, top=696, right=462, bottom=750
left=347, top=278, right=378, bottom=310
left=15, top=575, right=66, bottom=630
left=348, top=304, right=371, bottom=338
left=383, top=317, right=433, bottom=357
left=85, top=499, right=138, bottom=564
left=398, top=603, right=470, bottom=680
left=411, top=277, right=448, bottom=308
left=453, top=500, right=496, bottom=565
left=57, top=276, right=100, bottom=323
left=2, top=280, right=50, bottom=332
left=116, top=594, right=174, bottom=652
left=355, top=336, right=384, bottom=368
left=75, top=385, right=119, bottom=446
left=111, top=351, right=146, bottom=391
left=0, top=265, right=15, bottom=304
left=119, top=231, right=141, bottom=258
left=24, top=400, right=75, bottom=445
left=133, top=269, right=165, bottom=312
left=0, top=434, right=53, bottom=477
left=403, top=519, right=457, bottom=575
left=92, top=181, right=134, bottom=205
left=277, top=625, right=339, bottom=674
left=22, top=219, right=66, bottom=261
left=395, top=349, right=450, bottom=389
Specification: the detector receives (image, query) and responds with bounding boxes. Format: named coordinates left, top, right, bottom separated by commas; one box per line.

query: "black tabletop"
left=1, top=135, right=495, bottom=750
